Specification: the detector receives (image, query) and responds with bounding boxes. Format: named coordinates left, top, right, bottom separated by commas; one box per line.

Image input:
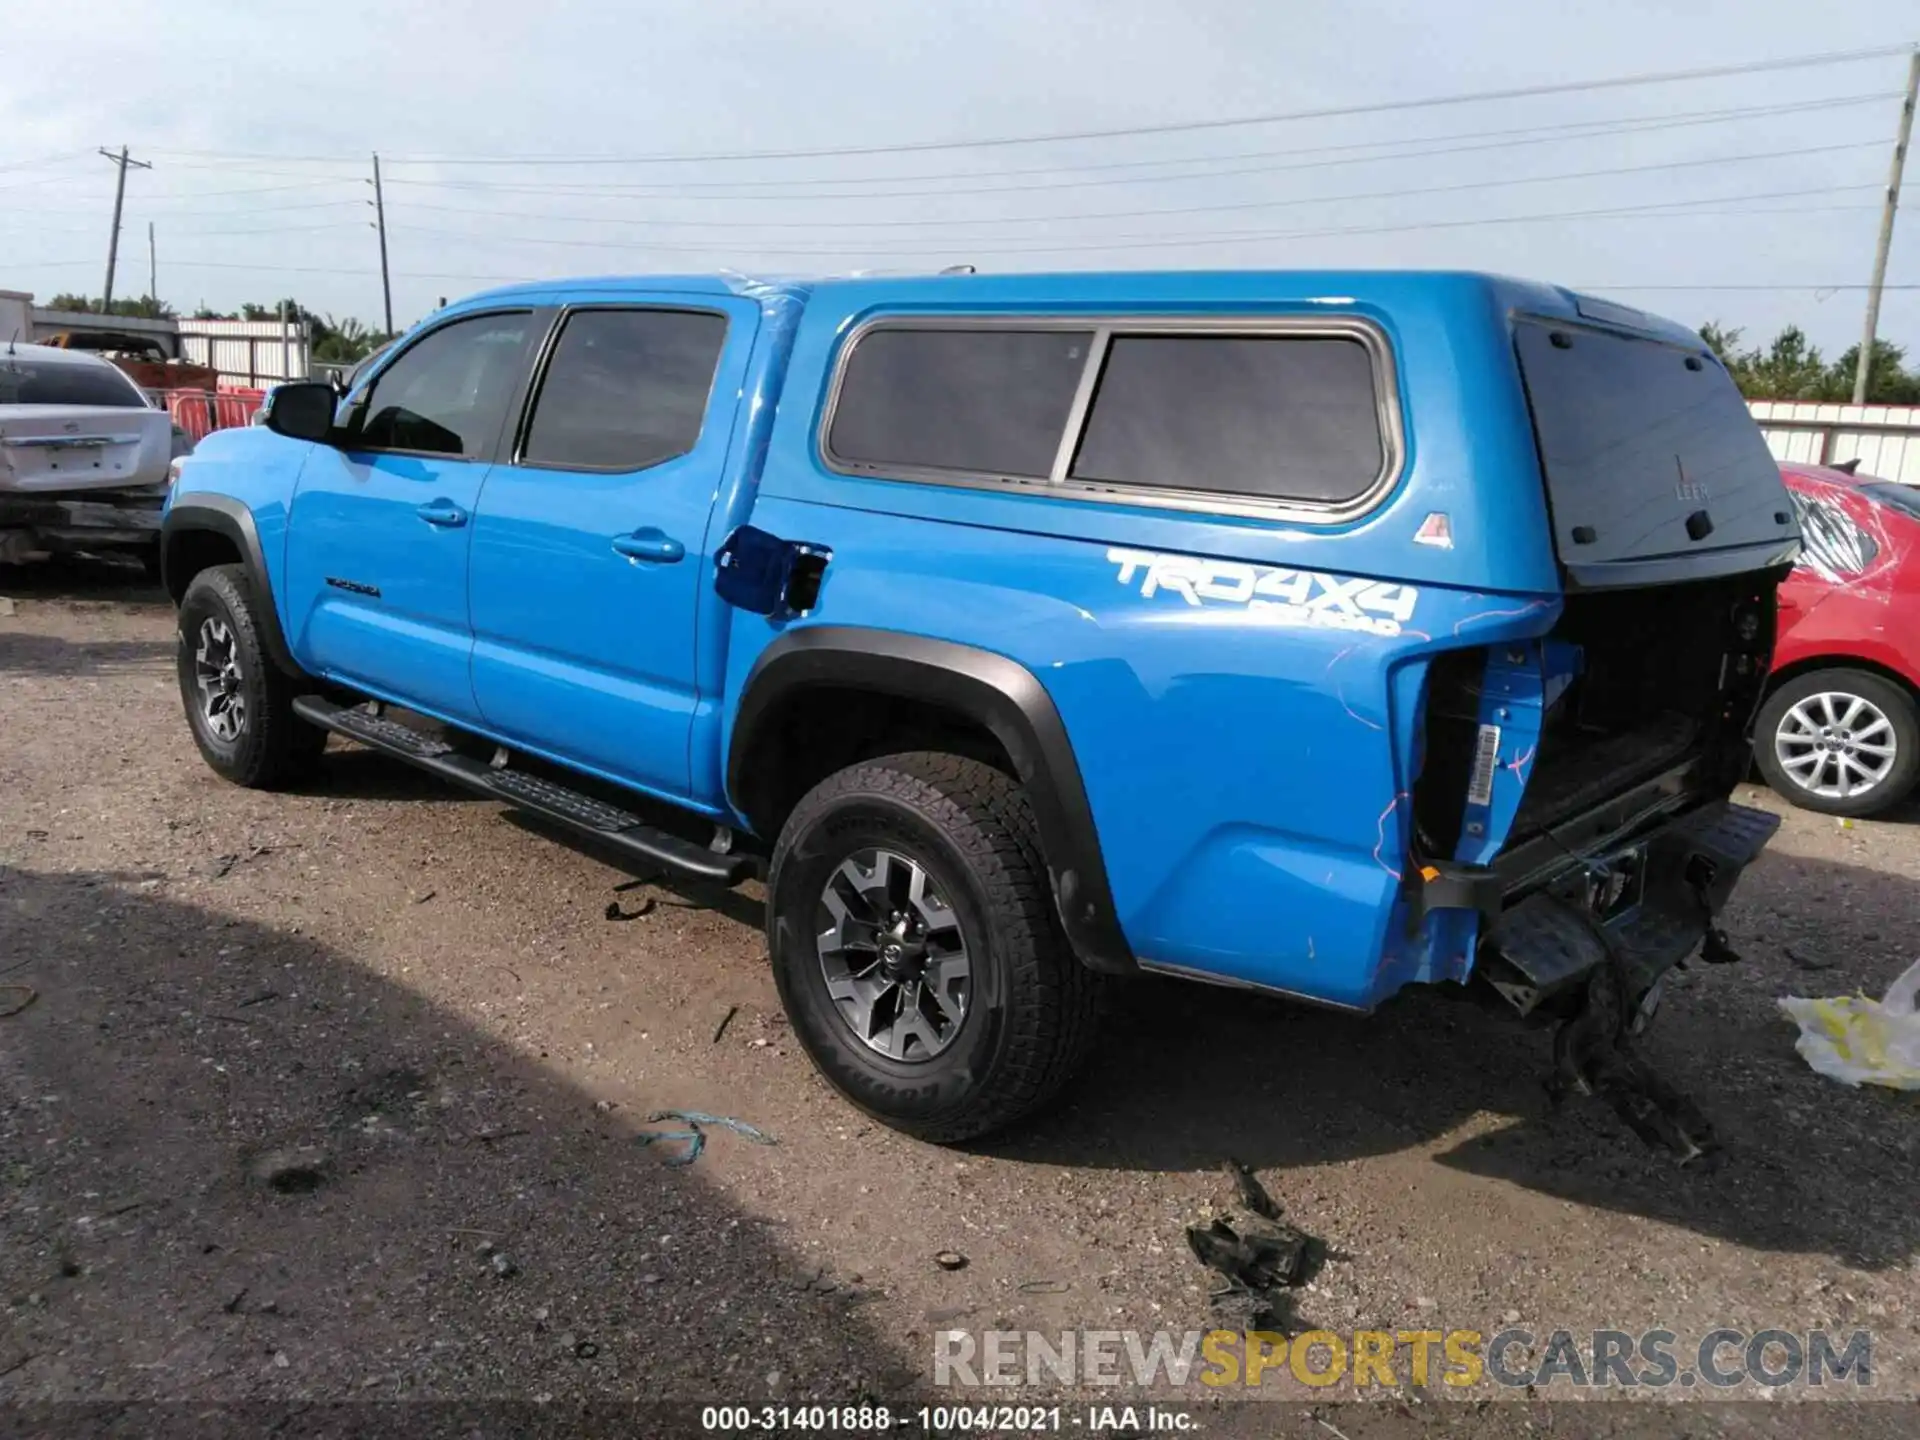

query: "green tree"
left=1698, top=320, right=1743, bottom=365
left=1824, top=340, right=1920, bottom=406
left=46, top=293, right=176, bottom=320
left=1701, top=321, right=1920, bottom=404
left=186, top=298, right=387, bottom=365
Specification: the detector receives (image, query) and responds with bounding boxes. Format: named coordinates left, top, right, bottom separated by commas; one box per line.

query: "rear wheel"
left=176, top=564, right=327, bottom=788
left=1755, top=668, right=1920, bottom=817
left=766, top=752, right=1103, bottom=1142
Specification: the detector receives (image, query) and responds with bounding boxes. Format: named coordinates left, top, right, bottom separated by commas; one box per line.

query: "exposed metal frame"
left=816, top=311, right=1406, bottom=526
left=505, top=303, right=732, bottom=475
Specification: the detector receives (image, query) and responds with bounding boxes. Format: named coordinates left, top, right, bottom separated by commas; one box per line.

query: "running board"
left=292, top=695, right=752, bottom=886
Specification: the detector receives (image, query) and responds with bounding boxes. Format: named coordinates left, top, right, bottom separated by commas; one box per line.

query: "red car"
left=1759, top=461, right=1920, bottom=816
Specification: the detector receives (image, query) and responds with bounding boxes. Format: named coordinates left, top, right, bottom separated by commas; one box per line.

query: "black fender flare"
left=161, top=493, right=303, bottom=678
left=730, top=627, right=1136, bottom=975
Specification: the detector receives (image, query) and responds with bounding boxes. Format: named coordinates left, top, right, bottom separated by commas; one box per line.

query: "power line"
left=0, top=149, right=89, bottom=175
left=367, top=96, right=1899, bottom=204
left=376, top=44, right=1920, bottom=164
left=17, top=251, right=1918, bottom=295
left=140, top=91, right=1894, bottom=191
left=115, top=44, right=1917, bottom=169
left=384, top=182, right=1883, bottom=259
left=386, top=141, right=1885, bottom=235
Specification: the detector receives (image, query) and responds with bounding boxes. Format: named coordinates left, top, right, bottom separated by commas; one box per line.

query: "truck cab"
left=161, top=270, right=1796, bottom=1155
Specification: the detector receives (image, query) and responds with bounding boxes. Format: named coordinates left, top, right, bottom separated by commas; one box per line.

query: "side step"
left=293, top=696, right=752, bottom=886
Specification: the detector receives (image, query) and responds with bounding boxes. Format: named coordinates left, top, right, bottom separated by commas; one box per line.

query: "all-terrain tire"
left=767, top=752, right=1104, bottom=1142
left=1755, top=667, right=1920, bottom=818
left=175, top=564, right=327, bottom=788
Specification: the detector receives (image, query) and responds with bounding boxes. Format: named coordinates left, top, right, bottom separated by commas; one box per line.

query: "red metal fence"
left=153, top=387, right=265, bottom=443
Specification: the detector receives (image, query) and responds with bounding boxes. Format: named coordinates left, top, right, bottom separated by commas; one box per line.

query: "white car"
left=0, top=342, right=176, bottom=569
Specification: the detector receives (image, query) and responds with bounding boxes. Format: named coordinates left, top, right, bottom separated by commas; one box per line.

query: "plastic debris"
left=1779, top=959, right=1920, bottom=1091
left=1186, top=1159, right=1318, bottom=1331
left=635, top=1109, right=777, bottom=1166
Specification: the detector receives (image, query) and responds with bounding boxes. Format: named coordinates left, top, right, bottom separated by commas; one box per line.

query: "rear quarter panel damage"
left=726, top=497, right=1560, bottom=1009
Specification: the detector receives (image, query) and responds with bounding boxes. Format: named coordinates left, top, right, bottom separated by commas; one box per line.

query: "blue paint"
left=170, top=267, right=1765, bottom=1014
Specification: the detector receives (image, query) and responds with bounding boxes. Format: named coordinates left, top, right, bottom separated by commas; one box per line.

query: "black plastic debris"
left=1185, top=1159, right=1317, bottom=1332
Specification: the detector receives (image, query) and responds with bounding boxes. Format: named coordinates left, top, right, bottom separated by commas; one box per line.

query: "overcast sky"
left=2, top=1, right=1913, bottom=355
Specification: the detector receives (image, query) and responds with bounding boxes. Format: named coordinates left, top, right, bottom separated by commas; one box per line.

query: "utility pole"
left=1853, top=47, right=1919, bottom=405
left=147, top=221, right=156, bottom=301
left=99, top=145, right=152, bottom=313
left=370, top=151, right=394, bottom=337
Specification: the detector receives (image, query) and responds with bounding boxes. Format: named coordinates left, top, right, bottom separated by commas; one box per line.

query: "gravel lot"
left=3, top=559, right=1917, bottom=1436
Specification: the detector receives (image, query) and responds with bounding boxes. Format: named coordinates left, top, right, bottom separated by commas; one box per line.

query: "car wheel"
left=767, top=751, right=1103, bottom=1142
left=1755, top=668, right=1920, bottom=818
left=176, top=564, right=327, bottom=788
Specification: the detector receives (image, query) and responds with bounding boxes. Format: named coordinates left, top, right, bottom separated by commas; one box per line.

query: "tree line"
left=47, top=294, right=390, bottom=366
left=1698, top=322, right=1919, bottom=406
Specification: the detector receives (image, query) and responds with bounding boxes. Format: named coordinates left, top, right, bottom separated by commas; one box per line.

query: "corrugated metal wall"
left=1749, top=401, right=1920, bottom=485
left=176, top=319, right=312, bottom=388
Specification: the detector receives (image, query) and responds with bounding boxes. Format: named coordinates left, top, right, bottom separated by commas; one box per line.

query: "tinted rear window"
left=1070, top=335, right=1384, bottom=503
left=0, top=360, right=144, bottom=408
left=1514, top=320, right=1789, bottom=566
left=828, top=328, right=1091, bottom=479
left=521, top=308, right=728, bottom=471
left=1861, top=481, right=1920, bottom=522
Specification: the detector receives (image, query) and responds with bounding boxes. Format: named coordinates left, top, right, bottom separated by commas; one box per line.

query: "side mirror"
left=262, top=382, right=339, bottom=443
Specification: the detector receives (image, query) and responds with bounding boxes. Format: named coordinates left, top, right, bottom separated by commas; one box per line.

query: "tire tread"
left=770, top=751, right=1102, bottom=1142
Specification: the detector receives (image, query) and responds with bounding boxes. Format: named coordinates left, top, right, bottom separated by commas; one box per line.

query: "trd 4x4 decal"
left=1107, top=547, right=1420, bottom=638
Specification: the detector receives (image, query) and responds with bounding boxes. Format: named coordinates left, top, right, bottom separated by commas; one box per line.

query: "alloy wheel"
left=815, top=847, right=971, bottom=1061
left=193, top=616, right=248, bottom=742
left=1774, top=690, right=1896, bottom=802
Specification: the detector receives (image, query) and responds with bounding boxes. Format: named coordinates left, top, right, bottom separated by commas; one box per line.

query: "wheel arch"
left=1766, top=653, right=1920, bottom=705
left=161, top=495, right=302, bottom=678
left=729, top=627, right=1135, bottom=974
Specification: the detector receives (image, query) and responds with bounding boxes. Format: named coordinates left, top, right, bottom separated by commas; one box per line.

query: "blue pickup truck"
left=161, top=270, right=1797, bottom=1156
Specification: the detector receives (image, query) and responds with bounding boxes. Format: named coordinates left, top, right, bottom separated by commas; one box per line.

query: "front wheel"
left=766, top=752, right=1103, bottom=1142
left=1755, top=667, right=1920, bottom=817
left=175, top=564, right=327, bottom=788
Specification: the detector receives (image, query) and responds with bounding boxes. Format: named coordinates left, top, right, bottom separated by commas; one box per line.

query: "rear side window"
left=1861, top=481, right=1920, bottom=522
left=0, top=360, right=145, bottom=408
left=521, top=308, right=728, bottom=471
left=822, top=320, right=1396, bottom=513
left=827, top=328, right=1092, bottom=479
left=1789, top=488, right=1880, bottom=582
left=357, top=310, right=533, bottom=457
left=1070, top=335, right=1384, bottom=503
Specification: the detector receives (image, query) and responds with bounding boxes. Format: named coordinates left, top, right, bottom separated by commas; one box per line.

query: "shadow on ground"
left=280, top=741, right=1920, bottom=1273
left=994, top=845, right=1920, bottom=1271
left=0, top=865, right=917, bottom=1404
left=0, top=632, right=175, bottom=676
left=0, top=554, right=167, bottom=607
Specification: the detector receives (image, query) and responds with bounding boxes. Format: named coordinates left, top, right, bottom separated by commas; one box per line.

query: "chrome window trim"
left=817, top=311, right=1405, bottom=525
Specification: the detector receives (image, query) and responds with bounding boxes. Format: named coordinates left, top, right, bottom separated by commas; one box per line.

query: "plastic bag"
left=1778, top=960, right=1920, bottom=1091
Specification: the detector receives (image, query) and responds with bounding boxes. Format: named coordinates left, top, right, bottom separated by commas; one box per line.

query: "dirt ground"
left=3, top=558, right=1918, bottom=1437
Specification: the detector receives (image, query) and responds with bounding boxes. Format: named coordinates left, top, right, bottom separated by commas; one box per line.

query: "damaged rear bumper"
left=0, top=484, right=167, bottom=560
left=1478, top=799, right=1779, bottom=1017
